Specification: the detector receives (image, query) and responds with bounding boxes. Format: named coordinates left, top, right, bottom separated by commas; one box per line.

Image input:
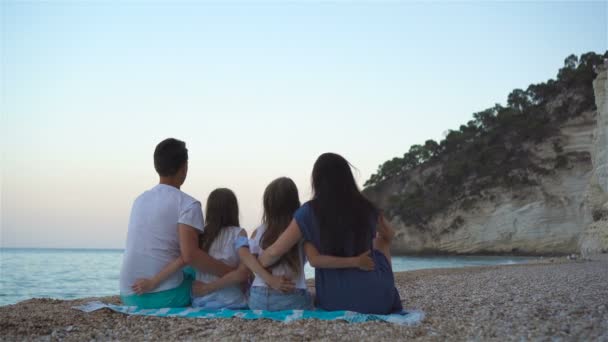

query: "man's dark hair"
left=154, top=138, right=188, bottom=177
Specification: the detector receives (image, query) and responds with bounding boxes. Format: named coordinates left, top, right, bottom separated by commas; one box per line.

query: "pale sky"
left=1, top=1, right=606, bottom=248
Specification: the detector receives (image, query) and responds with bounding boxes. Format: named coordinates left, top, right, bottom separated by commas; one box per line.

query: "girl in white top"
left=190, top=188, right=247, bottom=308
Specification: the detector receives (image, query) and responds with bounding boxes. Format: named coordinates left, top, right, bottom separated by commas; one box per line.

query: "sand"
left=1, top=256, right=607, bottom=341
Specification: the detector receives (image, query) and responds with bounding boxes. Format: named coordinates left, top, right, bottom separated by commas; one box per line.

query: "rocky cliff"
left=579, top=64, right=608, bottom=256
left=365, top=55, right=608, bottom=255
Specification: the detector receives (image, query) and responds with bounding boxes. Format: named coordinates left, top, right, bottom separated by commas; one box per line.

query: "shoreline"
left=0, top=246, right=572, bottom=257
left=1, top=255, right=606, bottom=341
left=0, top=254, right=537, bottom=308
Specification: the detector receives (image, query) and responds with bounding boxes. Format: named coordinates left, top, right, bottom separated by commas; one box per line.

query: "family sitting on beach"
left=119, top=138, right=402, bottom=314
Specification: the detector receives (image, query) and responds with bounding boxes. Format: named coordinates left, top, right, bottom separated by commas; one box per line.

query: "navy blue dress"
left=294, top=202, right=402, bottom=314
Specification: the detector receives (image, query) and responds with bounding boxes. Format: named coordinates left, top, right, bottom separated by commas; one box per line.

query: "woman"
left=259, top=153, right=402, bottom=314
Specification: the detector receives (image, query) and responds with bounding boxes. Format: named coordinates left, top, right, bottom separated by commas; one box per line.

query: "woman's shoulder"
left=294, top=201, right=317, bottom=222
left=295, top=201, right=313, bottom=215
left=294, top=202, right=317, bottom=240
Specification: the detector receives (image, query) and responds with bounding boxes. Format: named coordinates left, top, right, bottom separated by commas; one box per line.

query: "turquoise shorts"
left=121, top=271, right=194, bottom=309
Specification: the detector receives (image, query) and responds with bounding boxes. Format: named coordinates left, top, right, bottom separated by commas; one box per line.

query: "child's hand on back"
left=267, top=275, right=295, bottom=293
left=132, top=278, right=156, bottom=295
left=356, top=250, right=375, bottom=271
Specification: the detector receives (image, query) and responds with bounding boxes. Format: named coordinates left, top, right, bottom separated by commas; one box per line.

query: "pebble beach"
left=1, top=255, right=606, bottom=341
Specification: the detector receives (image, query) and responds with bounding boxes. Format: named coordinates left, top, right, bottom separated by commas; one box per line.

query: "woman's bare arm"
left=373, top=215, right=395, bottom=265
left=258, top=219, right=302, bottom=267
left=303, top=243, right=374, bottom=270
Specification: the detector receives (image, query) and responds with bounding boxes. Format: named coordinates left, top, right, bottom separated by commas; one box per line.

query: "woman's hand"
left=267, top=275, right=295, bottom=293
left=132, top=278, right=156, bottom=295
left=356, top=251, right=375, bottom=271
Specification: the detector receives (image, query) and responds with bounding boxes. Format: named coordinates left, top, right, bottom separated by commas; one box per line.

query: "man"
left=119, top=138, right=232, bottom=308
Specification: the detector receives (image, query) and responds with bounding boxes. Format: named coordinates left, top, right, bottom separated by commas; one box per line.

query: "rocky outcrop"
left=367, top=65, right=608, bottom=255
left=591, top=64, right=608, bottom=193
left=580, top=64, right=608, bottom=256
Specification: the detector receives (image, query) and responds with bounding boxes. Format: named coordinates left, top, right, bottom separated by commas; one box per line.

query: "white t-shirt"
left=119, top=184, right=204, bottom=295
left=249, top=224, right=307, bottom=290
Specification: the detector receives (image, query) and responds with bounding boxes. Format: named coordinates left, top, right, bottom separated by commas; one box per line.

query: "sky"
left=1, top=1, right=606, bottom=248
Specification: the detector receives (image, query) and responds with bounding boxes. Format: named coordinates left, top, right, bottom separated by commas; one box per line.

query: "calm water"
left=0, top=248, right=533, bottom=306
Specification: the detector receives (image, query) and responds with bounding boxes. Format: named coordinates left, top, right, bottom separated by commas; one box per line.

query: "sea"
left=0, top=248, right=533, bottom=307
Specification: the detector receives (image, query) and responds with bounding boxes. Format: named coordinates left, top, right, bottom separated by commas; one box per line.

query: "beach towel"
left=73, top=301, right=424, bottom=326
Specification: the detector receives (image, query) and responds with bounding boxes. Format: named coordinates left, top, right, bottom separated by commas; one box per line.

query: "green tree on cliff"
left=364, top=51, right=608, bottom=228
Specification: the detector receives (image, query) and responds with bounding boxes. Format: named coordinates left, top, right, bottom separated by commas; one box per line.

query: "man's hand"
left=356, top=251, right=375, bottom=271
left=132, top=278, right=156, bottom=295
left=267, top=275, right=295, bottom=293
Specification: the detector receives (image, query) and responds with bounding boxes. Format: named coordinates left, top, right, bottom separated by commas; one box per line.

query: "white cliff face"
left=591, top=66, right=608, bottom=193
left=391, top=157, right=593, bottom=255
left=384, top=68, right=608, bottom=255
left=580, top=66, right=608, bottom=256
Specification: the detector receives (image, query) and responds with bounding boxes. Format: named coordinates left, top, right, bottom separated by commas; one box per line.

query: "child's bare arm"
left=192, top=262, right=251, bottom=297
left=132, top=256, right=186, bottom=294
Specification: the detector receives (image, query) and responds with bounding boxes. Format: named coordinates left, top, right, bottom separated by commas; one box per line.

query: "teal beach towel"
left=74, top=301, right=424, bottom=326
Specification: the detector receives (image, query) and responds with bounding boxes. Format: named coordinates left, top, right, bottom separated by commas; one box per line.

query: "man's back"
left=119, top=184, right=203, bottom=295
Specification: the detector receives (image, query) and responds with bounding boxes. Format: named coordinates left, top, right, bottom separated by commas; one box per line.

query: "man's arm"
left=179, top=223, right=234, bottom=277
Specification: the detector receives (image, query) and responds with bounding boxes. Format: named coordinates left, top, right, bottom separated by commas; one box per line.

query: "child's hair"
left=199, top=188, right=240, bottom=252
left=260, top=177, right=302, bottom=274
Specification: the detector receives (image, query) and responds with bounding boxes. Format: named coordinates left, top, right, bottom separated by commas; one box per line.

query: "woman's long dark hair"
left=199, top=188, right=240, bottom=252
left=311, top=153, right=377, bottom=256
left=260, top=177, right=302, bottom=274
